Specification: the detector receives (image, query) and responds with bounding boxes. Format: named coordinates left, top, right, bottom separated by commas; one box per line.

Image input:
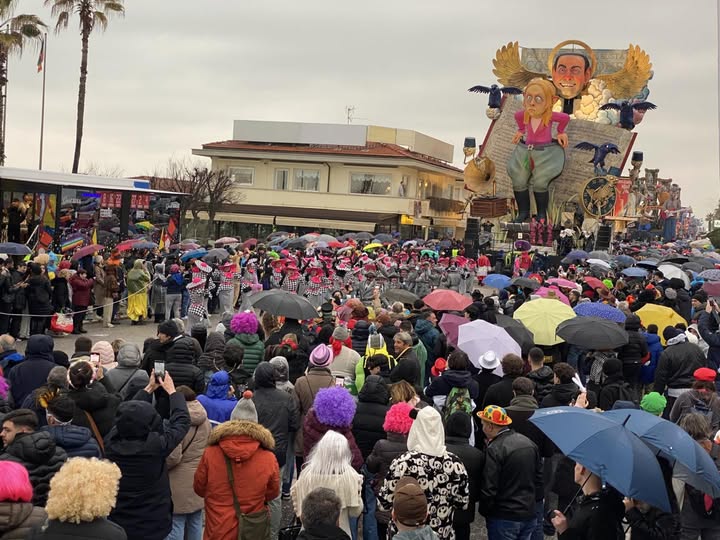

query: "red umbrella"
left=115, top=239, right=140, bottom=252
left=242, top=238, right=258, bottom=249
left=71, top=244, right=104, bottom=261
left=703, top=281, right=720, bottom=297
left=439, top=313, right=468, bottom=348
left=583, top=276, right=607, bottom=291
left=328, top=241, right=345, bottom=249
left=422, top=290, right=472, bottom=312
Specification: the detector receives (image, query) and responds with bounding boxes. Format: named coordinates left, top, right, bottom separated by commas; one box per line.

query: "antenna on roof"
left=345, top=105, right=356, bottom=124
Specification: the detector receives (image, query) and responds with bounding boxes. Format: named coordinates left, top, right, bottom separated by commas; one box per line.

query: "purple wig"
left=313, top=386, right=356, bottom=427
left=230, top=312, right=259, bottom=335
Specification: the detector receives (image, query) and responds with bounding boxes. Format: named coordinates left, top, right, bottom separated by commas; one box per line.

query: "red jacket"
left=69, top=273, right=94, bottom=306
left=194, top=420, right=279, bottom=540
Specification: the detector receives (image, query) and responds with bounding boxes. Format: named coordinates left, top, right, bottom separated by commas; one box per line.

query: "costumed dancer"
left=239, top=260, right=262, bottom=311
left=231, top=253, right=242, bottom=308
left=126, top=259, right=150, bottom=325
left=513, top=250, right=532, bottom=278
left=186, top=280, right=207, bottom=331
left=508, top=78, right=569, bottom=222
left=269, top=258, right=285, bottom=289
left=281, top=262, right=304, bottom=294
left=217, top=260, right=237, bottom=315
left=303, top=262, right=333, bottom=310
left=413, top=263, right=432, bottom=298
left=195, top=261, right=214, bottom=316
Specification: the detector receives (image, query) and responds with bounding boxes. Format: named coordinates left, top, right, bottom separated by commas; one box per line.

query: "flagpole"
left=38, top=33, right=46, bottom=170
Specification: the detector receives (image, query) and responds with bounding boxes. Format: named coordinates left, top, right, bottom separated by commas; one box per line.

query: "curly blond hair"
left=45, top=458, right=121, bottom=524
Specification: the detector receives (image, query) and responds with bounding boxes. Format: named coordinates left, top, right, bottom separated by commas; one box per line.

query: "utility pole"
left=345, top=105, right=355, bottom=124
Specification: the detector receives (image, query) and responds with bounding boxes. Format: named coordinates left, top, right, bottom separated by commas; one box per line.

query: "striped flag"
left=37, top=36, right=45, bottom=73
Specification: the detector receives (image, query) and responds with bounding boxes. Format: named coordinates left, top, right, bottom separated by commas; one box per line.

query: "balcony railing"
left=428, top=197, right=465, bottom=213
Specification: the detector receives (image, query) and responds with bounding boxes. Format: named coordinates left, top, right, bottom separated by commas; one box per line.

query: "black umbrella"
left=337, top=233, right=357, bottom=241
left=495, top=314, right=535, bottom=355
left=682, top=262, right=705, bottom=274
left=374, top=233, right=394, bottom=243
left=203, top=248, right=230, bottom=263
left=383, top=288, right=419, bottom=305
left=285, top=238, right=307, bottom=250
left=355, top=232, right=373, bottom=241
left=511, top=277, right=541, bottom=291
left=662, top=256, right=689, bottom=264
left=556, top=316, right=629, bottom=349
left=250, top=290, right=318, bottom=320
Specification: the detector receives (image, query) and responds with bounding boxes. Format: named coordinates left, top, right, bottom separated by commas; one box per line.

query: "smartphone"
left=90, top=353, right=100, bottom=366
left=154, top=362, right=165, bottom=381
left=335, top=376, right=345, bottom=387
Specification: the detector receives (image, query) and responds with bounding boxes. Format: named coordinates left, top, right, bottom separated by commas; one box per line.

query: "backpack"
left=615, top=382, right=636, bottom=405
left=443, top=386, right=473, bottom=423
left=688, top=397, right=715, bottom=424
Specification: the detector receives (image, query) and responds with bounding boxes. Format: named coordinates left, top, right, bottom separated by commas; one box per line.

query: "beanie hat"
left=158, top=320, right=179, bottom=339
left=383, top=402, right=414, bottom=435
left=309, top=343, right=333, bottom=368
left=602, top=357, right=623, bottom=376
left=694, top=367, right=717, bottom=382
left=393, top=477, right=428, bottom=528
left=91, top=341, right=116, bottom=370
left=445, top=411, right=472, bottom=439
left=46, top=394, right=76, bottom=423
left=230, top=312, right=259, bottom=335
left=664, top=288, right=677, bottom=300
left=230, top=390, right=258, bottom=423
left=640, top=392, right=667, bottom=416
left=663, top=326, right=682, bottom=342
left=332, top=326, right=350, bottom=342
left=313, top=386, right=356, bottom=427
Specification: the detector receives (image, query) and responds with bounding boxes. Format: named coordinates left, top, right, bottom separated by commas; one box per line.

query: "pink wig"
left=230, top=312, right=259, bottom=335
left=383, top=402, right=414, bottom=435
left=0, top=461, right=33, bottom=502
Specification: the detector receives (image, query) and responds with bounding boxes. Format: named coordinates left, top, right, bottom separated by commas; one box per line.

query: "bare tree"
left=205, top=168, right=244, bottom=237
left=81, top=161, right=125, bottom=177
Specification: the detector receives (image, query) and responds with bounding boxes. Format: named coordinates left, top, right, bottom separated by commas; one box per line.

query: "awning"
left=275, top=217, right=375, bottom=232
left=192, top=211, right=274, bottom=225
left=431, top=218, right=462, bottom=227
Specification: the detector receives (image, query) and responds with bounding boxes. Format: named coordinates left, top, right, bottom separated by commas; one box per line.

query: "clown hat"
left=478, top=405, right=512, bottom=426
left=195, top=260, right=212, bottom=274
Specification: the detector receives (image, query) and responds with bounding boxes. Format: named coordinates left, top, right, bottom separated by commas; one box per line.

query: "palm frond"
left=0, top=32, right=22, bottom=51
left=45, top=0, right=75, bottom=19
left=9, top=14, right=47, bottom=33
left=92, top=10, right=107, bottom=30
left=0, top=0, right=18, bottom=18
left=54, top=9, right=69, bottom=32
left=102, top=1, right=124, bottom=14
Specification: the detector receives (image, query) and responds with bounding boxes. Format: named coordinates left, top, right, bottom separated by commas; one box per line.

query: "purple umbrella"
left=574, top=302, right=627, bottom=323
left=439, top=313, right=468, bottom=348
left=565, top=250, right=589, bottom=262
left=515, top=240, right=531, bottom=251
left=700, top=269, right=720, bottom=282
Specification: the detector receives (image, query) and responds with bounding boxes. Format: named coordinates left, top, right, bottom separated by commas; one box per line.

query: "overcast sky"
left=5, top=0, right=720, bottom=217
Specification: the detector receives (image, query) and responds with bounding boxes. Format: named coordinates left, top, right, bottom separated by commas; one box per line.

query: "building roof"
left=198, top=140, right=463, bottom=174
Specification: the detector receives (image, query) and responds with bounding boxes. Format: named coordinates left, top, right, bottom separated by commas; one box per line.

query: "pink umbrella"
left=535, top=286, right=571, bottom=306
left=547, top=277, right=579, bottom=290
left=439, top=313, right=468, bottom=348
left=422, top=290, right=472, bottom=312
left=703, top=281, right=720, bottom=297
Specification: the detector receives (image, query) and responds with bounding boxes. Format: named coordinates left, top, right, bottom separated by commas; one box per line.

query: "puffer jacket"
left=104, top=344, right=150, bottom=401
left=229, top=332, right=264, bottom=375
left=293, top=367, right=334, bottom=456
left=617, top=316, right=648, bottom=367
left=640, top=332, right=663, bottom=384
left=540, top=382, right=579, bottom=408
left=197, top=332, right=226, bottom=374
left=351, top=376, right=389, bottom=459
left=66, top=383, right=121, bottom=438
left=197, top=371, right=237, bottom=424
left=527, top=366, right=554, bottom=403
left=252, top=363, right=299, bottom=467
left=653, top=337, right=706, bottom=395
left=154, top=337, right=205, bottom=419
left=167, top=399, right=211, bottom=515
left=366, top=432, right=408, bottom=504
left=193, top=420, right=279, bottom=540
left=0, top=502, right=47, bottom=540
left=425, top=369, right=480, bottom=401
left=0, top=431, right=67, bottom=506
left=303, top=408, right=363, bottom=471
left=8, top=335, right=57, bottom=407
left=351, top=321, right=370, bottom=357
left=41, top=424, right=101, bottom=458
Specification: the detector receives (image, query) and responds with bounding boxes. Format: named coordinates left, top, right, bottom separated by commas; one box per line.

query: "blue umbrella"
left=530, top=407, right=671, bottom=511
left=636, top=258, right=659, bottom=269
left=622, top=267, right=649, bottom=279
left=180, top=248, right=208, bottom=262
left=604, top=409, right=720, bottom=498
left=133, top=241, right=158, bottom=250
left=699, top=269, right=720, bottom=282
left=0, top=242, right=31, bottom=256
left=484, top=274, right=512, bottom=289
left=573, top=302, right=627, bottom=323
left=564, top=250, right=589, bottom=262
left=614, top=255, right=637, bottom=268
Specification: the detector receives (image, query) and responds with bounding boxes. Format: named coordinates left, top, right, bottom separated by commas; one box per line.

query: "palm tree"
left=45, top=0, right=124, bottom=173
left=0, top=1, right=46, bottom=165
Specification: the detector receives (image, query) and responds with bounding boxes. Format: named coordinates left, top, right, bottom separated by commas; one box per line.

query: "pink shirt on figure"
left=514, top=111, right=570, bottom=145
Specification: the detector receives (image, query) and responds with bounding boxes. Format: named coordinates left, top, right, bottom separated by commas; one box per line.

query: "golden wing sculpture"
left=595, top=44, right=653, bottom=99
left=492, top=41, right=546, bottom=89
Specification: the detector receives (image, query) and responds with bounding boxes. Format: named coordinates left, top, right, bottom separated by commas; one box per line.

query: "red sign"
left=100, top=191, right=122, bottom=209
left=130, top=193, right=150, bottom=209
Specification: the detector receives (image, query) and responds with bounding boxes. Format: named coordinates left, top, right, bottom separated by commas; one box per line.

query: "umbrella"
left=373, top=234, right=394, bottom=243
left=604, top=409, right=720, bottom=499
left=242, top=238, right=258, bottom=249
left=565, top=250, right=589, bottom=262
left=689, top=257, right=716, bottom=270
left=700, top=269, right=720, bottom=282
left=513, top=298, right=576, bottom=346
left=682, top=262, right=705, bottom=274
left=514, top=239, right=531, bottom=251
left=583, top=276, right=607, bottom=290
left=534, top=286, right=570, bottom=306
left=586, top=258, right=611, bottom=269
left=495, top=314, right=535, bottom=354
left=363, top=243, right=383, bottom=251
left=0, top=242, right=31, bottom=256
left=420, top=250, right=439, bottom=259
left=203, top=248, right=230, bottom=263
left=439, top=313, right=467, bottom=348
left=313, top=241, right=329, bottom=249
left=71, top=244, right=104, bottom=261
left=588, top=264, right=610, bottom=278
left=546, top=277, right=579, bottom=290
left=180, top=249, right=208, bottom=262
left=703, top=281, right=720, bottom=297
left=176, top=242, right=199, bottom=251
left=621, top=267, right=649, bottom=279
left=355, top=232, right=373, bottom=241
left=574, top=302, right=627, bottom=323
left=657, top=264, right=690, bottom=289
left=422, top=290, right=471, bottom=312
left=662, top=256, right=689, bottom=264
left=402, top=240, right=418, bottom=248
left=484, top=274, right=512, bottom=290
left=267, top=231, right=288, bottom=240
left=285, top=238, right=307, bottom=250
left=135, top=221, right=154, bottom=230
left=337, top=233, right=357, bottom=241
left=556, top=317, right=629, bottom=349
left=316, top=234, right=337, bottom=243
left=133, top=241, right=157, bottom=250
left=181, top=239, right=199, bottom=244
left=250, top=289, right=318, bottom=320
left=458, top=319, right=520, bottom=371
left=215, top=236, right=239, bottom=245
left=588, top=251, right=610, bottom=261
left=115, top=239, right=140, bottom=252
left=614, top=255, right=637, bottom=268
left=636, top=304, right=687, bottom=344
left=300, top=233, right=319, bottom=242
left=511, top=277, right=541, bottom=291
left=328, top=241, right=345, bottom=249
left=383, top=288, right=419, bottom=305
left=636, top=259, right=659, bottom=269
left=530, top=407, right=671, bottom=512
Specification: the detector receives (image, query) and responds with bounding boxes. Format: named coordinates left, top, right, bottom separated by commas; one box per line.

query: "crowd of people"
left=0, top=235, right=714, bottom=539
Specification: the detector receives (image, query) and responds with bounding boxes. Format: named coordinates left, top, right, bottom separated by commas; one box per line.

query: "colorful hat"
left=194, top=260, right=212, bottom=274
left=186, top=280, right=204, bottom=290
left=430, top=358, right=447, bottom=378
left=639, top=392, right=667, bottom=416
left=694, top=367, right=717, bottom=382
left=478, top=405, right=512, bottom=426
left=309, top=343, right=334, bottom=367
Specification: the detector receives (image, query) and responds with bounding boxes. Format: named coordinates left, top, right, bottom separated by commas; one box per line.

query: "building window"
left=350, top=173, right=392, bottom=195
left=274, top=169, right=289, bottom=190
left=293, top=169, right=320, bottom=192
left=228, top=167, right=254, bottom=186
